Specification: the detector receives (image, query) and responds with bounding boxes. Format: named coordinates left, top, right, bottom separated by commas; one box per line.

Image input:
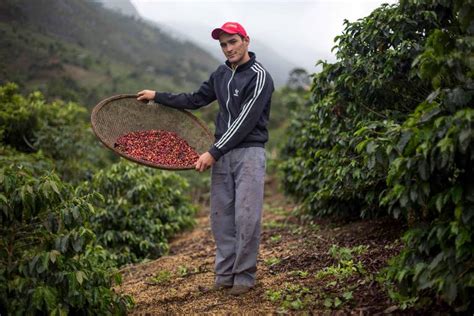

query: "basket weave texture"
left=91, top=94, right=214, bottom=170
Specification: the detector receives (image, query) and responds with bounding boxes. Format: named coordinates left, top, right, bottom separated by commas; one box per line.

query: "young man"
left=137, top=22, right=274, bottom=295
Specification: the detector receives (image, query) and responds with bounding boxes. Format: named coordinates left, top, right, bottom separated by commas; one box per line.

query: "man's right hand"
left=137, top=90, right=156, bottom=101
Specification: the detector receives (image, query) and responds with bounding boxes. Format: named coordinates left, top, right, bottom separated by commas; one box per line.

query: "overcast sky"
left=130, top=0, right=397, bottom=71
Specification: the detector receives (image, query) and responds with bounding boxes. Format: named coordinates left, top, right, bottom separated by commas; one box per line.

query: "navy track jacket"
left=154, top=52, right=274, bottom=161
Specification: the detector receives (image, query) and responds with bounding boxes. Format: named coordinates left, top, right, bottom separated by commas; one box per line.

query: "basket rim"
left=91, top=94, right=214, bottom=170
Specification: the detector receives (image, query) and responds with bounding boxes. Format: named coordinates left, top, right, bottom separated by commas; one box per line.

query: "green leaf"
left=37, top=252, right=50, bottom=274
left=397, top=131, right=412, bottom=153
left=451, top=186, right=462, bottom=204
left=50, top=250, right=60, bottom=264
left=323, top=298, right=333, bottom=308
left=366, top=141, right=377, bottom=154
left=454, top=206, right=463, bottom=221
left=72, top=206, right=80, bottom=220
left=76, top=271, right=86, bottom=285
left=50, top=180, right=61, bottom=196
left=410, top=189, right=418, bottom=203
left=444, top=278, right=457, bottom=303
left=42, top=286, right=58, bottom=310
left=417, top=161, right=429, bottom=181
left=428, top=252, right=444, bottom=271
left=355, top=139, right=370, bottom=153
left=420, top=107, right=441, bottom=123
left=458, top=128, right=471, bottom=153
left=343, top=291, right=353, bottom=300
left=60, top=235, right=69, bottom=253
left=29, top=255, right=40, bottom=274
left=72, top=236, right=84, bottom=252
left=435, top=194, right=444, bottom=212
left=0, top=193, right=7, bottom=204
left=32, top=287, right=44, bottom=309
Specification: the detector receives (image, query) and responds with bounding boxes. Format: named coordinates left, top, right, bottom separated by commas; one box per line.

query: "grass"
left=265, top=283, right=312, bottom=312
left=147, top=269, right=172, bottom=285
left=288, top=270, right=310, bottom=278
left=270, top=234, right=282, bottom=243
left=264, top=257, right=281, bottom=267
left=263, top=220, right=286, bottom=229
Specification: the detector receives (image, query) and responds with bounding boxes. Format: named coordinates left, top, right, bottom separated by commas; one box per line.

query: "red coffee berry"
left=114, top=130, right=200, bottom=168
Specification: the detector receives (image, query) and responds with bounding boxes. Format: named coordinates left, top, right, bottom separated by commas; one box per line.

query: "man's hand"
left=195, top=152, right=215, bottom=172
left=137, top=90, right=156, bottom=101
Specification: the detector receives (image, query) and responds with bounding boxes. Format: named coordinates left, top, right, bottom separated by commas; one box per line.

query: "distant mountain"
left=0, top=0, right=219, bottom=106
left=95, top=0, right=297, bottom=86
left=155, top=21, right=298, bottom=87
left=94, top=0, right=140, bottom=18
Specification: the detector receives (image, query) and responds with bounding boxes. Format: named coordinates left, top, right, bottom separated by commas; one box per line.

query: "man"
left=137, top=22, right=274, bottom=295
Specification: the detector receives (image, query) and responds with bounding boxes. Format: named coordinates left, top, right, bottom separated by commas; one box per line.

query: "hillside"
left=95, top=0, right=140, bottom=18
left=0, top=0, right=219, bottom=107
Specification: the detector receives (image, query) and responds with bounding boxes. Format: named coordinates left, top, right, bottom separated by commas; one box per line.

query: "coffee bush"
left=81, top=161, right=197, bottom=266
left=281, top=0, right=473, bottom=310
left=0, top=157, right=133, bottom=315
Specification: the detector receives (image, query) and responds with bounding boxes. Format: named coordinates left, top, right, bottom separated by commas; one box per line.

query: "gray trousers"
left=210, top=147, right=266, bottom=287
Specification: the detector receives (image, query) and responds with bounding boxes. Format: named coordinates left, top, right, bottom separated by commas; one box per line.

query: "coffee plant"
left=1, top=83, right=201, bottom=312
left=0, top=83, right=114, bottom=184
left=81, top=161, right=196, bottom=266
left=282, top=0, right=473, bottom=310
left=0, top=156, right=133, bottom=315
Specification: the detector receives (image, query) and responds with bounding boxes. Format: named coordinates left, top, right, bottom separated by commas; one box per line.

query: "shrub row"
left=282, top=0, right=473, bottom=311
left=0, top=84, right=197, bottom=313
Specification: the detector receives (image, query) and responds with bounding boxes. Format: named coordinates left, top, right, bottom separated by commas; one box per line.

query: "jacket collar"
left=225, top=51, right=256, bottom=72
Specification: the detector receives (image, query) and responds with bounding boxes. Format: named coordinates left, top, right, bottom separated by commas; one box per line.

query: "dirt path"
left=117, top=184, right=406, bottom=314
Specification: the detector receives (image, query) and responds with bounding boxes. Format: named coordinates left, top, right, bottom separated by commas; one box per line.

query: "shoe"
left=228, top=285, right=252, bottom=296
left=213, top=283, right=233, bottom=291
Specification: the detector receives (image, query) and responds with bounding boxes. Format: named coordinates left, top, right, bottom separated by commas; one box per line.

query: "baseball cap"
left=211, top=22, right=248, bottom=40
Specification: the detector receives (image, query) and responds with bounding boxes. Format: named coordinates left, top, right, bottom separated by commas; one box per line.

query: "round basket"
left=91, top=94, right=214, bottom=170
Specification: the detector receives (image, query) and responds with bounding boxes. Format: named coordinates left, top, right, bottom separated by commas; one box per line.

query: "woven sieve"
left=91, top=94, right=214, bottom=170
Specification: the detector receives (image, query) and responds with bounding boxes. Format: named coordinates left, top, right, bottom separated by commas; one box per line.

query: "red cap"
left=211, top=22, right=248, bottom=40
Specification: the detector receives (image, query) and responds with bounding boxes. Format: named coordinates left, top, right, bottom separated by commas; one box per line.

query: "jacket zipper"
left=225, top=65, right=238, bottom=128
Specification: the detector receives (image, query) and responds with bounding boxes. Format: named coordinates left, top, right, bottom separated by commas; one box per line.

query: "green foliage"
left=0, top=83, right=200, bottom=312
left=328, top=244, right=368, bottom=261
left=0, top=159, right=133, bottom=315
left=265, top=283, right=311, bottom=312
left=323, top=291, right=354, bottom=309
left=82, top=161, right=196, bottom=266
left=0, top=0, right=218, bottom=106
left=281, top=0, right=473, bottom=310
left=270, top=234, right=282, bottom=243
left=288, top=270, right=309, bottom=279
left=0, top=83, right=114, bottom=183
left=264, top=257, right=281, bottom=267
left=147, top=270, right=172, bottom=285
left=281, top=2, right=438, bottom=217
left=315, top=245, right=367, bottom=280
left=262, top=219, right=286, bottom=229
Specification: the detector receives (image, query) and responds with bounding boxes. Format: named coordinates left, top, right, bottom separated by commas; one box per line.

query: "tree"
left=286, top=68, right=311, bottom=91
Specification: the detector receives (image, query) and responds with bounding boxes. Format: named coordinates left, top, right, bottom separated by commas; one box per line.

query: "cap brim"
left=211, top=27, right=239, bottom=40
left=211, top=28, right=223, bottom=40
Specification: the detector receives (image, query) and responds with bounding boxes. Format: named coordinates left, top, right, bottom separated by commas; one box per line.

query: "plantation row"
left=0, top=84, right=197, bottom=314
left=281, top=0, right=473, bottom=311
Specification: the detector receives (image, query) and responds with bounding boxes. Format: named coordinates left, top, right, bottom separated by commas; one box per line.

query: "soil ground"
left=117, top=179, right=421, bottom=315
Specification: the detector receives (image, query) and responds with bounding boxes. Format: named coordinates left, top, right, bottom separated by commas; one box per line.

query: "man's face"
left=218, top=33, right=249, bottom=66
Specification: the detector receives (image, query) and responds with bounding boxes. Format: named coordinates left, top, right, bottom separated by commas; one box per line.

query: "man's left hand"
left=195, top=152, right=215, bottom=172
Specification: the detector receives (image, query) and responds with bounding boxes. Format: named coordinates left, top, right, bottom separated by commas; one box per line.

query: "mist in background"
left=130, top=0, right=397, bottom=74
